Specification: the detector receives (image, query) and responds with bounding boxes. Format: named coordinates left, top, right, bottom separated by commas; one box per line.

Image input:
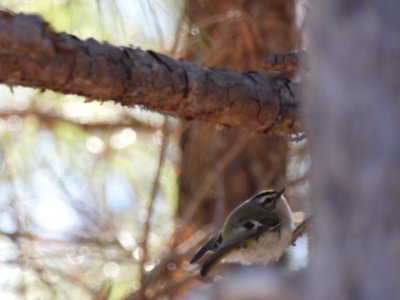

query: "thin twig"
left=291, top=215, right=312, bottom=245
left=0, top=230, right=123, bottom=249
left=36, top=265, right=94, bottom=297
left=34, top=267, right=59, bottom=299
left=141, top=225, right=212, bottom=289
left=138, top=117, right=170, bottom=299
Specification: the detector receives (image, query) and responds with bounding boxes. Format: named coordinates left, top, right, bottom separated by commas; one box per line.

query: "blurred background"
left=0, top=0, right=309, bottom=299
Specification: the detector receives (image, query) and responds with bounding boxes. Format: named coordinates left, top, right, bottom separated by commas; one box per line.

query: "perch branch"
left=291, top=215, right=312, bottom=245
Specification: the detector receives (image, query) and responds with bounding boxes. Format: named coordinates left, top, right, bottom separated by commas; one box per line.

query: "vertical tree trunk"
left=307, top=1, right=400, bottom=299
left=179, top=0, right=298, bottom=233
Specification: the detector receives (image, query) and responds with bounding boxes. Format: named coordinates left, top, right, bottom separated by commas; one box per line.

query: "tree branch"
left=138, top=117, right=170, bottom=299
left=0, top=10, right=302, bottom=136
left=291, top=215, right=312, bottom=245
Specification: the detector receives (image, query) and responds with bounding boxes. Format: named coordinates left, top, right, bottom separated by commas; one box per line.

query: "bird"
left=190, top=189, right=294, bottom=276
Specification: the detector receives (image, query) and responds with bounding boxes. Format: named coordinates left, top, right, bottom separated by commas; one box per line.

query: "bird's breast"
left=221, top=223, right=293, bottom=265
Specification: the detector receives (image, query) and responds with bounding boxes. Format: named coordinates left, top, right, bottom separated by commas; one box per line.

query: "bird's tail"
left=199, top=244, right=233, bottom=276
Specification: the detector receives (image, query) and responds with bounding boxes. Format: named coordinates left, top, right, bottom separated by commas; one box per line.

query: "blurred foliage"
left=0, top=0, right=182, bottom=299
left=0, top=0, right=183, bottom=49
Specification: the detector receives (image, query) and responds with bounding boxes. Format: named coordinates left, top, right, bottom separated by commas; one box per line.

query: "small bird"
left=190, top=189, right=294, bottom=276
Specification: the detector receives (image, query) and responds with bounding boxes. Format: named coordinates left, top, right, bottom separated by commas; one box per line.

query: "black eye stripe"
left=262, top=196, right=275, bottom=202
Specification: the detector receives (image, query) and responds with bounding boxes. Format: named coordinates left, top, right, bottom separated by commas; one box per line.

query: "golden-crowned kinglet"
left=190, top=189, right=294, bottom=276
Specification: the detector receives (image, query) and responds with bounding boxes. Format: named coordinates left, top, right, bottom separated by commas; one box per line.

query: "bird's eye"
left=255, top=194, right=276, bottom=206
left=243, top=221, right=255, bottom=230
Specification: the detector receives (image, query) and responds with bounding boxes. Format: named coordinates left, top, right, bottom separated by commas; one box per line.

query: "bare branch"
left=291, top=215, right=312, bottom=245
left=0, top=11, right=301, bottom=136
left=137, top=117, right=170, bottom=299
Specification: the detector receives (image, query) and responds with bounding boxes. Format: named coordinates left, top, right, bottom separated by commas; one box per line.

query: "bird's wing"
left=190, top=233, right=222, bottom=264
left=199, top=220, right=281, bottom=276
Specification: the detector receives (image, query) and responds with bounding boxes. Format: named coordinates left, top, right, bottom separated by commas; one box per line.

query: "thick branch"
left=0, top=11, right=301, bottom=135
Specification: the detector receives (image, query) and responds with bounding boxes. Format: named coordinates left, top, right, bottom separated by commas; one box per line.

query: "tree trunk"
left=179, top=0, right=298, bottom=237
left=307, top=1, right=400, bottom=299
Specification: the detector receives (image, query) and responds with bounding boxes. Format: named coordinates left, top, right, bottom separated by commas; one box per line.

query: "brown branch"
left=291, top=215, right=312, bottom=245
left=137, top=117, right=170, bottom=299
left=0, top=11, right=301, bottom=136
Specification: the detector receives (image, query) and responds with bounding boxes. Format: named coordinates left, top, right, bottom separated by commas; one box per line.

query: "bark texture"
left=0, top=10, right=300, bottom=135
left=307, top=1, right=400, bottom=299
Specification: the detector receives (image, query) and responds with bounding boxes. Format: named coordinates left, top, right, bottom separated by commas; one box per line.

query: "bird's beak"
left=276, top=188, right=285, bottom=199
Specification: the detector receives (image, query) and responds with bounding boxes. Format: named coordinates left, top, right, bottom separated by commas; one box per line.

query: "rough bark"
left=307, top=1, right=400, bottom=299
left=0, top=10, right=301, bottom=136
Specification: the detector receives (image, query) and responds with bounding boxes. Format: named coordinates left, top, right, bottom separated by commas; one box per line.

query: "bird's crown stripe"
left=258, top=189, right=276, bottom=195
